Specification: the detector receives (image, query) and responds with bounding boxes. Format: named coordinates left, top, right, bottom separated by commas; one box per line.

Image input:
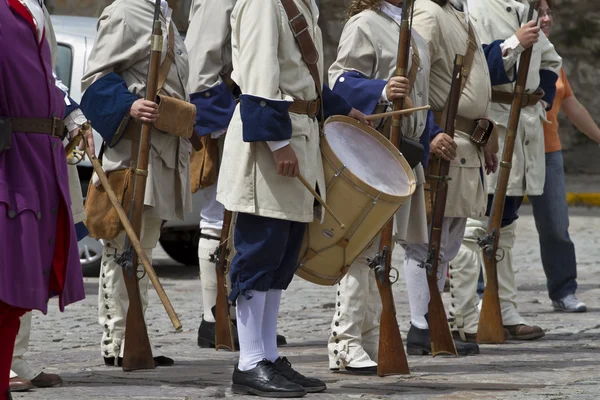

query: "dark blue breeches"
left=228, top=213, right=306, bottom=304
left=485, top=195, right=524, bottom=227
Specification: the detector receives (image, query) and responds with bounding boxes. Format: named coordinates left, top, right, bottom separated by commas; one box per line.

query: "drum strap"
left=280, top=0, right=324, bottom=124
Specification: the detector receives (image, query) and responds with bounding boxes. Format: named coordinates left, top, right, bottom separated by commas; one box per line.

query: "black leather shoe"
left=232, top=359, right=306, bottom=398
left=344, top=365, right=378, bottom=375
left=198, top=309, right=288, bottom=349
left=274, top=357, right=326, bottom=393
left=407, top=323, right=479, bottom=356
left=103, top=356, right=174, bottom=367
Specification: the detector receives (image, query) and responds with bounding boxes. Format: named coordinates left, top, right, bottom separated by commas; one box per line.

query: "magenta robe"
left=0, top=0, right=85, bottom=312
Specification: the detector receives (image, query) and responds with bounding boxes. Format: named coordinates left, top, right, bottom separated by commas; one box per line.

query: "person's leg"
left=0, top=303, right=26, bottom=400
left=528, top=151, right=583, bottom=311
left=328, top=239, right=379, bottom=373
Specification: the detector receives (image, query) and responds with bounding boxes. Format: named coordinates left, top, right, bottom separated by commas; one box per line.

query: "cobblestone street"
left=12, top=205, right=600, bottom=399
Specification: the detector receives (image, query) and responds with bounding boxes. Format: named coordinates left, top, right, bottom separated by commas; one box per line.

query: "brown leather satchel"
left=84, top=168, right=134, bottom=240
left=190, top=135, right=219, bottom=193
left=154, top=94, right=196, bottom=139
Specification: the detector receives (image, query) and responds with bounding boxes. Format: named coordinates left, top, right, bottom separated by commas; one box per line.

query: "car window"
left=56, top=44, right=73, bottom=92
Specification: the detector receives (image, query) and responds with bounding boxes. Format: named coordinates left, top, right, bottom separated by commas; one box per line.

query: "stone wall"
left=46, top=0, right=600, bottom=172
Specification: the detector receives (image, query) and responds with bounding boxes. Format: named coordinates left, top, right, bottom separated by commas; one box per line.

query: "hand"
left=130, top=99, right=159, bottom=123
left=385, top=76, right=411, bottom=101
left=430, top=133, right=457, bottom=161
left=272, top=144, right=299, bottom=178
left=347, top=107, right=373, bottom=127
left=484, top=148, right=499, bottom=175
left=515, top=21, right=540, bottom=49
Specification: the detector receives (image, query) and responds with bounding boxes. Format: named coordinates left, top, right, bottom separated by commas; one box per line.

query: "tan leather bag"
left=84, top=168, right=135, bottom=240
left=190, top=135, right=219, bottom=193
left=154, top=94, right=196, bottom=139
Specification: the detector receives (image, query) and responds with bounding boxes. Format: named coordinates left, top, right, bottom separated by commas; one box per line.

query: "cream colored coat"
left=468, top=0, right=562, bottom=196
left=328, top=8, right=430, bottom=244
left=413, top=0, right=491, bottom=218
left=82, top=0, right=192, bottom=222
left=185, top=0, right=235, bottom=98
left=216, top=0, right=325, bottom=223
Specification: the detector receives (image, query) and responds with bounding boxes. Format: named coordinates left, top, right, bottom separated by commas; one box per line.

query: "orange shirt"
left=543, top=68, right=574, bottom=153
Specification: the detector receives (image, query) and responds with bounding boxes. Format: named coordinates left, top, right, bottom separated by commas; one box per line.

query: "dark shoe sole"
left=506, top=331, right=545, bottom=341
left=553, top=306, right=587, bottom=313
left=304, top=385, right=327, bottom=393
left=456, top=347, right=480, bottom=356
left=232, top=383, right=306, bottom=398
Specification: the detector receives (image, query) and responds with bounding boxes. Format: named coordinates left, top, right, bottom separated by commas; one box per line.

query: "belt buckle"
left=306, top=99, right=318, bottom=118
left=51, top=117, right=62, bottom=138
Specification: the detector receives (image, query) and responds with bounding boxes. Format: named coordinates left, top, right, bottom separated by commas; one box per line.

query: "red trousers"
left=0, top=302, right=26, bottom=400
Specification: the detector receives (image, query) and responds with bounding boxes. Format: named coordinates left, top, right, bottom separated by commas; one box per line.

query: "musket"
left=477, top=1, right=540, bottom=344
left=369, top=0, right=414, bottom=377
left=73, top=123, right=182, bottom=331
left=118, top=0, right=164, bottom=371
left=213, top=210, right=235, bottom=351
left=421, top=55, right=464, bottom=357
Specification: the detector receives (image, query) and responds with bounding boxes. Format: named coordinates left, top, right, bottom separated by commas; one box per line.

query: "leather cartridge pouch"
left=190, top=134, right=219, bottom=193
left=470, top=117, right=496, bottom=147
left=153, top=94, right=195, bottom=139
left=381, top=117, right=423, bottom=170
left=84, top=167, right=135, bottom=240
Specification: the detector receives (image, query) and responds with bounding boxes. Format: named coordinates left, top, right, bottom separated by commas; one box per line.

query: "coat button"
left=335, top=339, right=339, bottom=343
left=260, top=100, right=267, bottom=107
left=506, top=6, right=512, bottom=12
left=334, top=350, right=338, bottom=355
left=335, top=322, right=339, bottom=326
left=337, top=302, right=340, bottom=307
left=105, top=305, right=109, bottom=310
left=333, top=331, right=337, bottom=336
left=204, top=91, right=211, bottom=98
left=460, top=158, right=466, bottom=164
left=337, top=291, right=340, bottom=296
left=7, top=210, right=16, bottom=218
left=107, top=315, right=112, bottom=319
left=104, top=324, right=109, bottom=329
left=51, top=207, right=57, bottom=215
left=417, top=92, right=422, bottom=97
left=103, top=284, right=107, bottom=289
left=339, top=77, right=345, bottom=83
left=525, top=140, right=530, bottom=145
left=37, top=211, right=42, bottom=220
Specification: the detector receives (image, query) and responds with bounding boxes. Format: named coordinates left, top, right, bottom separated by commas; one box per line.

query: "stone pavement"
left=12, top=205, right=600, bottom=399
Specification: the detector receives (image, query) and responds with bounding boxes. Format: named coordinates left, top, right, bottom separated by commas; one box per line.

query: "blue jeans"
left=527, top=151, right=578, bottom=300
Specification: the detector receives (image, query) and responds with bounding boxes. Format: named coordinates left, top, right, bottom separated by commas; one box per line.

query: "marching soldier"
left=327, top=0, right=479, bottom=375
left=81, top=0, right=193, bottom=367
left=408, top=0, right=513, bottom=350
left=0, top=0, right=87, bottom=398
left=216, top=0, right=368, bottom=396
left=185, top=0, right=287, bottom=350
left=450, top=0, right=562, bottom=342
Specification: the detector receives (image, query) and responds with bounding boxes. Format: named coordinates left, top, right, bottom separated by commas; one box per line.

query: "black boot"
left=103, top=356, right=174, bottom=367
left=232, top=359, right=306, bottom=398
left=406, top=323, right=479, bottom=356
left=273, top=357, right=326, bottom=393
left=198, top=307, right=287, bottom=349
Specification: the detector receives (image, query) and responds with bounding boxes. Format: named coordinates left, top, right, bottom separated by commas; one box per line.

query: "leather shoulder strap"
left=406, top=37, right=421, bottom=90
left=156, top=22, right=176, bottom=95
left=460, top=22, right=477, bottom=93
left=279, top=0, right=323, bottom=104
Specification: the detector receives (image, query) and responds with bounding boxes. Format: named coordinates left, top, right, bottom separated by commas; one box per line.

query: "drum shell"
left=296, top=116, right=416, bottom=286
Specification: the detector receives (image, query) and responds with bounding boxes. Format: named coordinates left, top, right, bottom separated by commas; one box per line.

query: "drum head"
left=324, top=119, right=413, bottom=197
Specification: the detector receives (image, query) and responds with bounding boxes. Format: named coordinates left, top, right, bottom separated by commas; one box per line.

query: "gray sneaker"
left=552, top=294, right=587, bottom=313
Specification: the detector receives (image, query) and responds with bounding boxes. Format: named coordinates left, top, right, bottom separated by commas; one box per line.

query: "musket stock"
left=121, top=0, right=164, bottom=371
left=372, top=0, right=415, bottom=376
left=422, top=55, right=465, bottom=357
left=477, top=1, right=540, bottom=344
left=214, top=210, right=235, bottom=351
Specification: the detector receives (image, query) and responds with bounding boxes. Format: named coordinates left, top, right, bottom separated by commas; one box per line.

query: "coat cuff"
left=239, top=95, right=293, bottom=142
left=322, top=84, right=353, bottom=120
left=539, top=69, right=559, bottom=110
left=484, top=40, right=515, bottom=86
left=331, top=71, right=386, bottom=115
left=190, top=82, right=236, bottom=137
left=80, top=72, right=138, bottom=147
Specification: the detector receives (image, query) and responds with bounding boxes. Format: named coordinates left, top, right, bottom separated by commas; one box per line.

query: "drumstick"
left=297, top=174, right=346, bottom=230
left=364, top=105, right=431, bottom=121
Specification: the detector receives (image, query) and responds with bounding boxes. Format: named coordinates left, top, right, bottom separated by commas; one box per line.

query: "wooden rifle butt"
left=377, top=280, right=410, bottom=376
left=426, top=276, right=457, bottom=357
left=214, top=210, right=235, bottom=351
left=477, top=256, right=505, bottom=344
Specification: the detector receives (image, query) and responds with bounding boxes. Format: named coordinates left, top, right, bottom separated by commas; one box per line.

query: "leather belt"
left=289, top=99, right=321, bottom=118
left=433, top=112, right=477, bottom=135
left=6, top=117, right=65, bottom=138
left=491, top=90, right=544, bottom=107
